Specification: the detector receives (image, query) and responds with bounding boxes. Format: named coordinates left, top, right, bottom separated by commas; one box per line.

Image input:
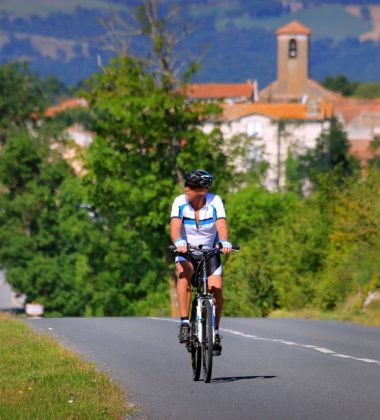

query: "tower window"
left=289, top=39, right=297, bottom=58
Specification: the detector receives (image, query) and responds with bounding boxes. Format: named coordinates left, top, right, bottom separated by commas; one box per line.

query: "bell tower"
left=276, top=21, right=311, bottom=99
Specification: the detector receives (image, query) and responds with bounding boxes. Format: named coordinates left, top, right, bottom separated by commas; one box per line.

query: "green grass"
left=217, top=5, right=372, bottom=42
left=0, top=313, right=138, bottom=419
left=0, top=0, right=126, bottom=17
left=270, top=305, right=380, bottom=327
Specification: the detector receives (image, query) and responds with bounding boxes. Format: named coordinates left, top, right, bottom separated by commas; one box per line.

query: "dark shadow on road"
left=212, top=375, right=276, bottom=383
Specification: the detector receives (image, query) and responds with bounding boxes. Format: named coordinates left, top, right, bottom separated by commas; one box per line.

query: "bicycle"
left=170, top=242, right=239, bottom=383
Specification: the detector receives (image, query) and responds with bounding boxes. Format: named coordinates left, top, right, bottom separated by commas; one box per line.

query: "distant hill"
left=1, top=0, right=380, bottom=88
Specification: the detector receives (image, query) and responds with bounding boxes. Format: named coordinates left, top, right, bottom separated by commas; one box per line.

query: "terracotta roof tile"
left=184, top=82, right=254, bottom=100
left=45, top=98, right=88, bottom=117
left=349, top=139, right=380, bottom=160
left=221, top=101, right=332, bottom=121
left=335, top=99, right=380, bottom=123
left=276, top=20, right=312, bottom=35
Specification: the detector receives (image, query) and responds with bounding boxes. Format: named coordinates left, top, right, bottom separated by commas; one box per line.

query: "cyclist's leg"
left=206, top=253, right=223, bottom=328
left=176, top=259, right=194, bottom=318
left=208, top=274, right=223, bottom=328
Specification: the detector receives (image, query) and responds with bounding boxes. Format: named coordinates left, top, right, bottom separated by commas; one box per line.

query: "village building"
left=258, top=21, right=341, bottom=103
left=46, top=21, right=380, bottom=186
left=45, top=98, right=92, bottom=175
left=187, top=20, right=380, bottom=188
left=184, top=80, right=257, bottom=103
left=209, top=101, right=332, bottom=190
left=334, top=98, right=380, bottom=170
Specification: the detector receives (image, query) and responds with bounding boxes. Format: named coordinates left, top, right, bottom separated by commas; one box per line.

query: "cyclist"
left=170, top=169, right=232, bottom=355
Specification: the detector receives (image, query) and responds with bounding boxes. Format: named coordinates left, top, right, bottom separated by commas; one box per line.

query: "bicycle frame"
left=192, top=248, right=217, bottom=346
left=169, top=242, right=239, bottom=382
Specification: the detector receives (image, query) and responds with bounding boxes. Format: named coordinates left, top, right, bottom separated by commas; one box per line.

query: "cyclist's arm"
left=170, top=218, right=183, bottom=243
left=215, top=218, right=232, bottom=254
left=170, top=218, right=187, bottom=253
left=215, top=218, right=229, bottom=242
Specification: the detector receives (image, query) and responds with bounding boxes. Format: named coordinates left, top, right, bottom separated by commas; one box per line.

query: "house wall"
left=203, top=115, right=329, bottom=191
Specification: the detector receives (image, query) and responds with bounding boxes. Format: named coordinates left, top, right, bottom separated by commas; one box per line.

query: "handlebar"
left=168, top=242, right=240, bottom=254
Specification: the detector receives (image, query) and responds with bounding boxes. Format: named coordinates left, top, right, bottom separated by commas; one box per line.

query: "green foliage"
left=0, top=129, right=96, bottom=315
left=285, top=150, right=302, bottom=195
left=1, top=47, right=380, bottom=322
left=0, top=48, right=230, bottom=316
left=223, top=242, right=278, bottom=317
left=300, top=117, right=359, bottom=189
left=314, top=170, right=380, bottom=310
left=40, top=75, right=70, bottom=105
left=226, top=184, right=296, bottom=243
left=322, top=74, right=380, bottom=99
left=353, top=82, right=380, bottom=99
left=223, top=184, right=297, bottom=315
left=79, top=56, right=229, bottom=316
left=321, top=74, right=359, bottom=96
left=0, top=62, right=45, bottom=135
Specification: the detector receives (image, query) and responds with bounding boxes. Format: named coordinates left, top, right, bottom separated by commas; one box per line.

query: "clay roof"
left=45, top=98, right=88, bottom=118
left=276, top=20, right=312, bottom=36
left=335, top=99, right=380, bottom=123
left=259, top=79, right=341, bottom=103
left=184, top=82, right=254, bottom=100
left=349, top=139, right=380, bottom=160
left=221, top=101, right=333, bottom=121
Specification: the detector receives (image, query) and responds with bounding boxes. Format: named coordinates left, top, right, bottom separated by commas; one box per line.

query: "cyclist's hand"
left=174, top=238, right=187, bottom=253
left=220, top=240, right=232, bottom=254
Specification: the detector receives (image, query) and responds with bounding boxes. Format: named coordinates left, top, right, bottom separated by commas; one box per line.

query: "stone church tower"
left=260, top=21, right=340, bottom=102
left=277, top=21, right=310, bottom=99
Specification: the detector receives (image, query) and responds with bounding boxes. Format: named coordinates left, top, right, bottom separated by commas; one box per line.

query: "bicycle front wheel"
left=202, top=300, right=213, bottom=383
left=189, top=299, right=202, bottom=381
left=190, top=307, right=201, bottom=381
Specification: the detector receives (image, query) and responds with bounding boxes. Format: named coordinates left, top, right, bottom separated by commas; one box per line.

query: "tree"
left=353, top=82, right=380, bottom=99
left=0, top=129, right=96, bottom=316
left=0, top=62, right=45, bottom=142
left=285, top=150, right=302, bottom=195
left=99, top=0, right=198, bottom=90
left=40, top=75, right=70, bottom=105
left=321, top=74, right=358, bottom=96
left=300, top=117, right=359, bottom=189
left=80, top=56, right=229, bottom=315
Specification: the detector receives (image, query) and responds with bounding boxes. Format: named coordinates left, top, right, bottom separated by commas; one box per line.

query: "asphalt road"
left=0, top=270, right=12, bottom=310
left=28, top=317, right=380, bottom=420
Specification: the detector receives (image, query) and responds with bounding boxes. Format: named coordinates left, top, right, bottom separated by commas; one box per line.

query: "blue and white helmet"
left=184, top=169, right=214, bottom=188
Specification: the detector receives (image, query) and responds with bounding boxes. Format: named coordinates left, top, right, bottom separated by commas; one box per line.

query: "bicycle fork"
left=196, top=296, right=216, bottom=345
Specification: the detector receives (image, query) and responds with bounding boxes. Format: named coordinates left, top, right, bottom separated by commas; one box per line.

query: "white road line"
left=149, top=317, right=380, bottom=367
left=314, top=347, right=336, bottom=354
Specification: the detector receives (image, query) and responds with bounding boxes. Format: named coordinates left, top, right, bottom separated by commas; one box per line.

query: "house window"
left=248, top=145, right=263, bottom=162
left=289, top=39, right=297, bottom=58
left=247, top=121, right=263, bottom=138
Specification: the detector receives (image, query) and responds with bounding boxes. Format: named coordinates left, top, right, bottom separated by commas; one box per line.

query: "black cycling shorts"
left=175, top=252, right=222, bottom=277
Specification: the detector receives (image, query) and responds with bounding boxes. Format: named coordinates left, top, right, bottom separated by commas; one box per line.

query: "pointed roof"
left=276, top=20, right=311, bottom=36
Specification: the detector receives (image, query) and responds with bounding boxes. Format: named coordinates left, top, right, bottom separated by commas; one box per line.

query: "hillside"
left=1, top=0, right=380, bottom=87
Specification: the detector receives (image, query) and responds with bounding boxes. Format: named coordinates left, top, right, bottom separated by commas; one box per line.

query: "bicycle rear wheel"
left=190, top=307, right=201, bottom=381
left=202, top=300, right=213, bottom=383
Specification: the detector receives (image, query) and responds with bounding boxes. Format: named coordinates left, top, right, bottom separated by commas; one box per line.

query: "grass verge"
left=0, top=312, right=138, bottom=419
left=269, top=307, right=380, bottom=328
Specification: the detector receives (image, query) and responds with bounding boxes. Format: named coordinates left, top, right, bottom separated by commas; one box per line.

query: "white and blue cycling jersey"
left=170, top=193, right=227, bottom=250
